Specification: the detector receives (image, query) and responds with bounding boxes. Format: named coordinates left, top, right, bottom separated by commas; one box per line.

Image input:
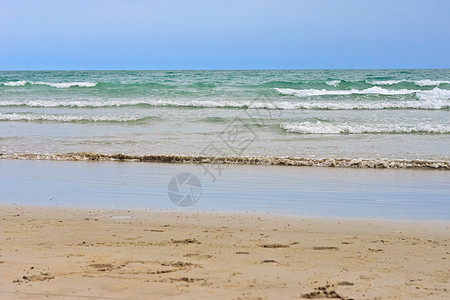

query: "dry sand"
left=0, top=205, right=449, bottom=299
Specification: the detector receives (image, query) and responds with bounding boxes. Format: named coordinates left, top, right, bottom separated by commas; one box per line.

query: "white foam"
left=1, top=81, right=97, bottom=88
left=280, top=121, right=450, bottom=134
left=0, top=113, right=146, bottom=122
left=415, top=80, right=450, bottom=86
left=2, top=80, right=27, bottom=86
left=367, top=80, right=406, bottom=85
left=0, top=96, right=448, bottom=110
left=416, top=87, right=450, bottom=101
left=362, top=86, right=418, bottom=95
left=325, top=80, right=340, bottom=87
left=274, top=87, right=418, bottom=97
left=31, top=81, right=97, bottom=88
left=366, top=79, right=450, bottom=86
left=0, top=99, right=267, bottom=109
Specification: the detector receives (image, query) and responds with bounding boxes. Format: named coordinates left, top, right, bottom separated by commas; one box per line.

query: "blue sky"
left=1, top=0, right=449, bottom=70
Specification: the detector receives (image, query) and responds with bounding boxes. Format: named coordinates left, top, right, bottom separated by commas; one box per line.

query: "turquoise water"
left=1, top=70, right=449, bottom=165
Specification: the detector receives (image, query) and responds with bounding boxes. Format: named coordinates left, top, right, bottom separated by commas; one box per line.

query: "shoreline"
left=1, top=153, right=450, bottom=170
left=1, top=204, right=449, bottom=299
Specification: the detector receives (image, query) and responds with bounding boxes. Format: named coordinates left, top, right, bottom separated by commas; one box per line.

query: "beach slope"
left=0, top=205, right=449, bottom=299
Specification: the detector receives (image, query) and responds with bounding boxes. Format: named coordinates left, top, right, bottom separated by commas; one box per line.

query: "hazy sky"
left=1, top=0, right=449, bottom=70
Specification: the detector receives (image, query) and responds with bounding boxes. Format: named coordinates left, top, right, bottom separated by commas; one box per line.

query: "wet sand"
left=0, top=205, right=449, bottom=299
left=2, top=159, right=450, bottom=220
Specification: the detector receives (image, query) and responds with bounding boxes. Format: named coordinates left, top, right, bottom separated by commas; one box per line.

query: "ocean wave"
left=275, top=87, right=419, bottom=97
left=31, top=81, right=97, bottom=88
left=416, top=88, right=450, bottom=101
left=280, top=100, right=448, bottom=110
left=325, top=80, right=341, bottom=87
left=275, top=87, right=450, bottom=102
left=367, top=80, right=407, bottom=85
left=0, top=113, right=154, bottom=123
left=0, top=152, right=448, bottom=170
left=2, top=78, right=449, bottom=90
left=0, top=97, right=448, bottom=110
left=415, top=80, right=450, bottom=86
left=280, top=121, right=450, bottom=134
left=0, top=81, right=97, bottom=88
left=366, top=79, right=450, bottom=86
left=2, top=80, right=28, bottom=86
left=0, top=99, right=248, bottom=108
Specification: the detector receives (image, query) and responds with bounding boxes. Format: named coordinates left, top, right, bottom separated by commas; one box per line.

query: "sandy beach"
left=2, top=1, right=449, bottom=299
left=0, top=205, right=448, bottom=299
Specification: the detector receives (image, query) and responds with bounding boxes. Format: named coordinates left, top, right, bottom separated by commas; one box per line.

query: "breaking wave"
left=274, top=87, right=450, bottom=97
left=280, top=121, right=450, bottom=134
left=325, top=80, right=341, bottom=87
left=0, top=81, right=97, bottom=88
left=0, top=113, right=155, bottom=123
left=366, top=80, right=450, bottom=86
left=0, top=96, right=448, bottom=110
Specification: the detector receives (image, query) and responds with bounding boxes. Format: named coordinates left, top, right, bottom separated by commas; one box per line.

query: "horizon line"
left=1, top=68, right=449, bottom=72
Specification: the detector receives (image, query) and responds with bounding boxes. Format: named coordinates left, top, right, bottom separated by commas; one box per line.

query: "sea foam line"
left=0, top=152, right=448, bottom=170
left=274, top=86, right=450, bottom=97
left=275, top=87, right=450, bottom=102
left=0, top=97, right=448, bottom=110
left=367, top=80, right=450, bottom=86
left=367, top=80, right=407, bottom=85
left=280, top=121, right=450, bottom=134
left=0, top=81, right=97, bottom=88
left=0, top=113, right=152, bottom=122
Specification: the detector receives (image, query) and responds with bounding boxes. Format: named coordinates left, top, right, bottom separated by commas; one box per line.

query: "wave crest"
left=2, top=80, right=27, bottom=86
left=275, top=87, right=419, bottom=97
left=0, top=113, right=154, bottom=123
left=0, top=97, right=448, bottom=110
left=0, top=81, right=97, bottom=88
left=280, top=121, right=450, bottom=134
left=366, top=79, right=450, bottom=86
left=415, top=80, right=450, bottom=86
left=325, top=80, right=341, bottom=87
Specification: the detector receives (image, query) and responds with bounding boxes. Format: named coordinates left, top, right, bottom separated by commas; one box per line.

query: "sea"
left=0, top=69, right=449, bottom=168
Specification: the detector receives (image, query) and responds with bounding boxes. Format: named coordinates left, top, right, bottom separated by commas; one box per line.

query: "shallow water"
left=1, top=160, right=448, bottom=220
